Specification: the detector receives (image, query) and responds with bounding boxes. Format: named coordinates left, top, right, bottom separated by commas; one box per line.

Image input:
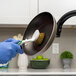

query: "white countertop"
left=0, top=68, right=76, bottom=75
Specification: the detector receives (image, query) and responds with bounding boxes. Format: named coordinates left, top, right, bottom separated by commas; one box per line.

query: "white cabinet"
left=0, top=0, right=37, bottom=24
left=39, top=0, right=76, bottom=25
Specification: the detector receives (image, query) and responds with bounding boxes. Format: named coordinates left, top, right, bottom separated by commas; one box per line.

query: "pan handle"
left=56, top=10, right=76, bottom=37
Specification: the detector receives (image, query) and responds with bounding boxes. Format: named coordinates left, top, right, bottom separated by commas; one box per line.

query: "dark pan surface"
left=22, top=12, right=54, bottom=55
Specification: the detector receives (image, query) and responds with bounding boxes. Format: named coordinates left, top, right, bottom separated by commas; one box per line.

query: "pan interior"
left=23, top=12, right=54, bottom=55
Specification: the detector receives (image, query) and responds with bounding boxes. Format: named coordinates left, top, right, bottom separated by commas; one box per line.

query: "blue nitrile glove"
left=0, top=38, right=23, bottom=64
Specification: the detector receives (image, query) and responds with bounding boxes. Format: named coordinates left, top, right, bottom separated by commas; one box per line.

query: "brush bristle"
left=35, top=33, right=45, bottom=45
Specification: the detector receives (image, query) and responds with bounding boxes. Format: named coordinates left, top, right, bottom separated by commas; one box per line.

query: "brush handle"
left=18, top=39, right=32, bottom=45
left=18, top=41, right=22, bottom=45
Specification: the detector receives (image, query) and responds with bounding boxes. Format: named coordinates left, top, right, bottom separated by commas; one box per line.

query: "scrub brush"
left=18, top=30, right=40, bottom=45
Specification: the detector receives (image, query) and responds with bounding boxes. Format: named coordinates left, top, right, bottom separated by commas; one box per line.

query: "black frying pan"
left=22, top=12, right=56, bottom=55
left=22, top=10, right=76, bottom=55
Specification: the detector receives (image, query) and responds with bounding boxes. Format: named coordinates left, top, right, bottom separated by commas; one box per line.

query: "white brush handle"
left=20, top=39, right=33, bottom=45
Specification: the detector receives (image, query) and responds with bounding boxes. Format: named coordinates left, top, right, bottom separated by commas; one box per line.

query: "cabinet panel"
left=0, top=0, right=37, bottom=24
left=39, top=0, right=76, bottom=25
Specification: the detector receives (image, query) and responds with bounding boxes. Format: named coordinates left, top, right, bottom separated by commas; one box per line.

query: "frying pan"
left=22, top=10, right=76, bottom=55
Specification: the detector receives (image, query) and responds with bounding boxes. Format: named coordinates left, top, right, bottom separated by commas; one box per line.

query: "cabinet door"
left=39, top=0, right=76, bottom=25
left=0, top=0, right=37, bottom=24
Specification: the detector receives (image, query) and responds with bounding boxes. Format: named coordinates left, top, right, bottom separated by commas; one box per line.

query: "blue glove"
left=0, top=38, right=23, bottom=64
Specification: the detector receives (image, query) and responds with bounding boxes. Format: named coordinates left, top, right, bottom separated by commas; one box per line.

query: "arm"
left=0, top=38, right=23, bottom=64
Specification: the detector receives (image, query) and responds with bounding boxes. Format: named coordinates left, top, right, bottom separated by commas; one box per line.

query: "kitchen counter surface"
left=0, top=68, right=76, bottom=75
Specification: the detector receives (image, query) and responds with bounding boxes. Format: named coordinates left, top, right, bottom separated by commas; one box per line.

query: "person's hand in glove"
left=0, top=38, right=23, bottom=64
